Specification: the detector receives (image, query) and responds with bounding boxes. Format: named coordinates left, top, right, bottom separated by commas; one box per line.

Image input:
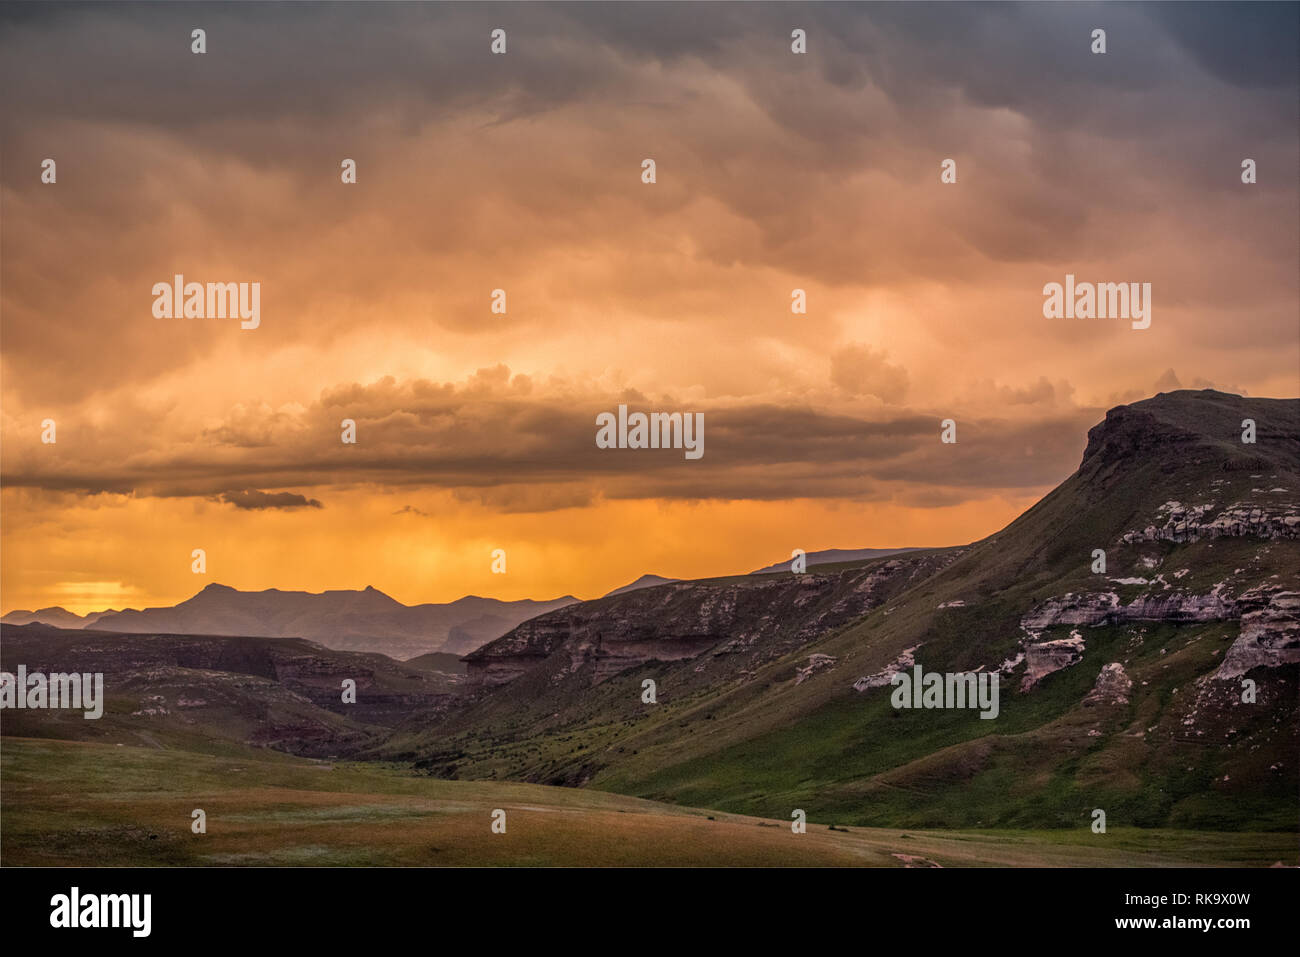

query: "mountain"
left=1, top=585, right=578, bottom=659
left=749, top=547, right=923, bottom=575
left=0, top=622, right=457, bottom=758
left=381, top=391, right=1299, bottom=832
left=602, top=574, right=680, bottom=597
left=459, top=550, right=958, bottom=692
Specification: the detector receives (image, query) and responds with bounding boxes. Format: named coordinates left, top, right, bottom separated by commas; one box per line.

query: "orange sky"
left=2, top=3, right=1297, bottom=614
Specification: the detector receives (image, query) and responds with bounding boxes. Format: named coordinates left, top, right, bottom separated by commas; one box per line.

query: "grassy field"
left=2, top=738, right=1293, bottom=867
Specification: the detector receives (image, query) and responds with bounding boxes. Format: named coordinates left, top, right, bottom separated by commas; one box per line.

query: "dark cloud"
left=1145, top=2, right=1300, bottom=88
left=0, top=3, right=1292, bottom=517
left=2, top=371, right=1101, bottom=507
left=216, top=489, right=323, bottom=510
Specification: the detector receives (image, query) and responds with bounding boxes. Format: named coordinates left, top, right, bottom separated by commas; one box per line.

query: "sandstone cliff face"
left=1121, top=500, right=1300, bottom=544
left=1020, top=589, right=1239, bottom=636
left=1020, top=632, right=1087, bottom=690
left=1217, top=590, right=1300, bottom=679
left=464, top=552, right=961, bottom=691
left=1012, top=585, right=1299, bottom=688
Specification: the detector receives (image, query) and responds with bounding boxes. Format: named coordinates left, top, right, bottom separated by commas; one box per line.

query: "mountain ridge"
left=379, top=391, right=1299, bottom=831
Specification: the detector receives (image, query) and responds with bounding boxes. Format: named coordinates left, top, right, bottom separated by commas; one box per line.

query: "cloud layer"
left=1, top=2, right=1295, bottom=610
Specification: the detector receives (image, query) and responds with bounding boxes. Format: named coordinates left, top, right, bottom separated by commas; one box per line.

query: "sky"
left=2, top=2, right=1297, bottom=614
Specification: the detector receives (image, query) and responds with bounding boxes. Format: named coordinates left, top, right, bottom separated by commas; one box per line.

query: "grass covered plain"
left=3, top=738, right=1293, bottom=867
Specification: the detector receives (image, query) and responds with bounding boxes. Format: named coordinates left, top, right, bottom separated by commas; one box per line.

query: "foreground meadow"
left=2, top=738, right=1293, bottom=867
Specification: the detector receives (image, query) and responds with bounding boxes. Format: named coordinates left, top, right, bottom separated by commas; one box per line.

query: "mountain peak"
left=1081, top=391, right=1296, bottom=479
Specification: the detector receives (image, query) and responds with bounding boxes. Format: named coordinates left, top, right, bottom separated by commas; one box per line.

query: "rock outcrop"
left=853, top=645, right=920, bottom=692
left=1084, top=662, right=1133, bottom=706
left=1020, top=631, right=1087, bottom=690
left=1122, top=500, right=1300, bottom=544
left=1216, top=590, right=1300, bottom=679
left=1020, top=590, right=1239, bottom=636
left=796, top=653, right=838, bottom=685
left=1014, top=584, right=1300, bottom=687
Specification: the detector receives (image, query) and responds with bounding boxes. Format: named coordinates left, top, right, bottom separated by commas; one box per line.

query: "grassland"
left=2, top=738, right=1293, bottom=867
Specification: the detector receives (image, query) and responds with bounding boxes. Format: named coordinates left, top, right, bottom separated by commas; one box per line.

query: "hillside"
left=381, top=391, right=1299, bottom=833
left=0, top=624, right=457, bottom=758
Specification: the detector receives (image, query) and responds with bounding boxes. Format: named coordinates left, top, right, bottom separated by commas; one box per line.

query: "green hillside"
left=392, top=392, right=1299, bottom=833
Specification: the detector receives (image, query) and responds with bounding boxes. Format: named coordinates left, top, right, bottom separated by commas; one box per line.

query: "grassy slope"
left=2, top=738, right=1292, bottom=867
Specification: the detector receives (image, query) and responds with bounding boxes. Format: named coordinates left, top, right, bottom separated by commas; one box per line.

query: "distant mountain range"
left=6, top=557, right=930, bottom=656
left=1, top=584, right=578, bottom=659
left=0, top=606, right=93, bottom=630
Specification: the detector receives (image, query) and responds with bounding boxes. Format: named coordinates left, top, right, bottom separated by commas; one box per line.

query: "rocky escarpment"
left=1121, top=499, right=1299, bottom=544
left=1010, top=586, right=1299, bottom=688
left=1019, top=590, right=1240, bottom=634
left=464, top=551, right=962, bottom=690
